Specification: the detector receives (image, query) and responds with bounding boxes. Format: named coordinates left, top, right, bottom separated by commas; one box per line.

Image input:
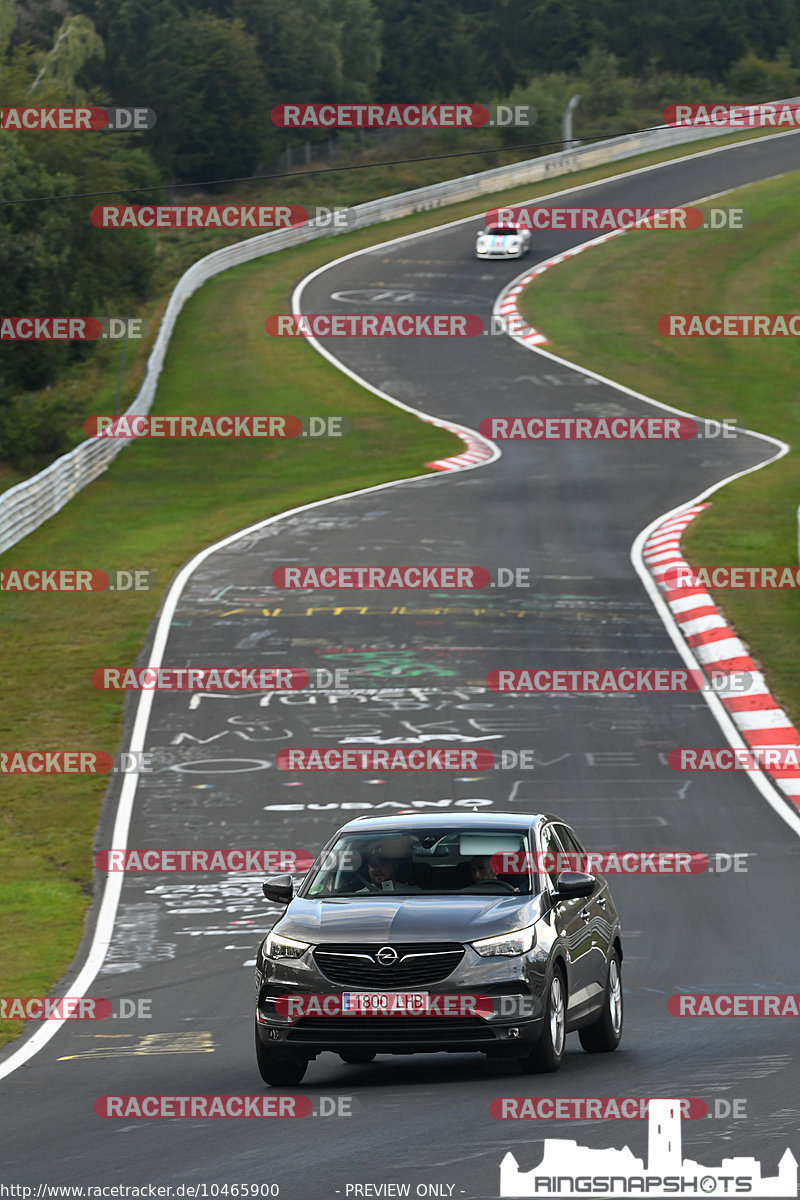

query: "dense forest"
left=15, top=0, right=800, bottom=181
left=2, top=0, right=799, bottom=467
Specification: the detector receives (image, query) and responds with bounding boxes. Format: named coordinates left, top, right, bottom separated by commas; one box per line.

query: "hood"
left=275, top=893, right=543, bottom=944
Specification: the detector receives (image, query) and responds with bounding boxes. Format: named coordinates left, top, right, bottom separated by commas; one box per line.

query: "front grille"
left=287, top=1017, right=489, bottom=1044
left=314, top=942, right=464, bottom=988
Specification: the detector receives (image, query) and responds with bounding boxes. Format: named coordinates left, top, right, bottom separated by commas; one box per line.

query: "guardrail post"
left=562, top=94, right=582, bottom=150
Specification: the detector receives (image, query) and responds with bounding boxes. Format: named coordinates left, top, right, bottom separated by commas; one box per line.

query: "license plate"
left=342, top=991, right=429, bottom=1015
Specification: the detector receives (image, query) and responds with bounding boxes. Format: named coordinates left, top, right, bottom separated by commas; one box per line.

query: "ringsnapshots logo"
left=498, top=1098, right=797, bottom=1197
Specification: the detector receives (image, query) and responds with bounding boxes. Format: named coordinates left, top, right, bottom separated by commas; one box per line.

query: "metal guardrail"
left=2, top=109, right=796, bottom=552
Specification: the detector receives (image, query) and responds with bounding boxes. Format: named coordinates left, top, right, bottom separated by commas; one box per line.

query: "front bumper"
left=255, top=945, right=548, bottom=1057
left=256, top=1006, right=543, bottom=1056
left=475, top=248, right=524, bottom=260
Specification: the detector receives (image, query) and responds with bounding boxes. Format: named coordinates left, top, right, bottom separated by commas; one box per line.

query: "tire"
left=579, top=951, right=623, bottom=1053
left=518, top=966, right=566, bottom=1074
left=339, top=1050, right=376, bottom=1065
left=255, top=1021, right=308, bottom=1086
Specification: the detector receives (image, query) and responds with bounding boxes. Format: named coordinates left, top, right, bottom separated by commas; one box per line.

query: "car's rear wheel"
left=339, top=1050, right=376, bottom=1065
left=579, top=951, right=623, bottom=1053
left=255, top=1021, right=308, bottom=1086
left=518, top=966, right=566, bottom=1074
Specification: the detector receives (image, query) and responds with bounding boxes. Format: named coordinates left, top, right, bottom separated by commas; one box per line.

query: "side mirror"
left=552, top=871, right=595, bottom=902
left=262, top=874, right=293, bottom=904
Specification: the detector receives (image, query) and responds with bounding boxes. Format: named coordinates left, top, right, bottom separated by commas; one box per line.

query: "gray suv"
left=253, top=812, right=623, bottom=1085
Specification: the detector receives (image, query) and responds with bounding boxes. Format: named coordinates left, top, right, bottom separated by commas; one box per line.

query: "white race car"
left=475, top=223, right=531, bottom=259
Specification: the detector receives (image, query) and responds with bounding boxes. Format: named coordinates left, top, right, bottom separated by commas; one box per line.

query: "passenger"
left=355, top=836, right=420, bottom=893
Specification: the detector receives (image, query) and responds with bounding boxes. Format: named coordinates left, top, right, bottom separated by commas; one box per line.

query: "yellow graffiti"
left=58, top=1031, right=215, bottom=1061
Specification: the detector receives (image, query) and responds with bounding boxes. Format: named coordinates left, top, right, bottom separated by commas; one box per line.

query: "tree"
left=337, top=0, right=382, bottom=103
left=141, top=13, right=267, bottom=182
left=726, top=48, right=797, bottom=97
left=374, top=0, right=486, bottom=100
left=0, top=0, right=15, bottom=50
left=29, top=11, right=104, bottom=94
left=0, top=16, right=157, bottom=466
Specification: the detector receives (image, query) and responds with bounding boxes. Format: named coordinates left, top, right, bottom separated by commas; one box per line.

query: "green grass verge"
left=0, top=125, right=791, bottom=1047
left=517, top=170, right=800, bottom=728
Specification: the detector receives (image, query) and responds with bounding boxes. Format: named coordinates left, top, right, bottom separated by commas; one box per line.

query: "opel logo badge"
left=376, top=946, right=398, bottom=967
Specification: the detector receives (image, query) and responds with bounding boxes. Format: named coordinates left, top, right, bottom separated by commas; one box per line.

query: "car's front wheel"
left=518, top=966, right=566, bottom=1074
left=579, top=951, right=623, bottom=1053
left=255, top=1021, right=308, bottom=1086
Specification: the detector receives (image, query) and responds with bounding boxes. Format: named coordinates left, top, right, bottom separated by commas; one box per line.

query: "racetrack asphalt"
left=1, top=131, right=799, bottom=1198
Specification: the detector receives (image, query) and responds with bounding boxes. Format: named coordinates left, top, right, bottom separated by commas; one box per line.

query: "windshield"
left=483, top=225, right=520, bottom=236
left=302, top=828, right=533, bottom=897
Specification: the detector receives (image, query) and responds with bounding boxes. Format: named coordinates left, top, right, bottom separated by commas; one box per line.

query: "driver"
left=355, top=836, right=420, bottom=892
left=467, top=855, right=519, bottom=892
left=470, top=855, right=497, bottom=883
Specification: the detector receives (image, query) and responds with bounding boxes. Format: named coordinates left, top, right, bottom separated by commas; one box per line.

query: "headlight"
left=477, top=237, right=489, bottom=249
left=471, top=925, right=536, bottom=957
left=263, top=930, right=310, bottom=960
left=506, top=240, right=520, bottom=252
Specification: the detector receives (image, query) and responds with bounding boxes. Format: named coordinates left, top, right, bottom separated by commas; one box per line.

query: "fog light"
left=268, top=1028, right=281, bottom=1040
left=507, top=1027, right=520, bottom=1038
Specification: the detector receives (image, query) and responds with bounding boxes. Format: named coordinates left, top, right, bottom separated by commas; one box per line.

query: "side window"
left=554, top=824, right=585, bottom=870
left=538, top=825, right=563, bottom=890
